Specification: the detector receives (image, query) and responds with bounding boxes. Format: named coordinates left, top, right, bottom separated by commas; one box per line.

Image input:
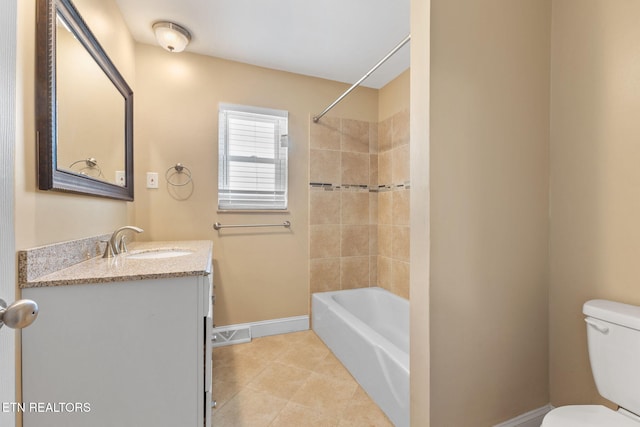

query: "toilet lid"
left=543, top=405, right=640, bottom=427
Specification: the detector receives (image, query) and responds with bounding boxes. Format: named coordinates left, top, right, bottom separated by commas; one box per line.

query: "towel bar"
left=213, top=221, right=291, bottom=230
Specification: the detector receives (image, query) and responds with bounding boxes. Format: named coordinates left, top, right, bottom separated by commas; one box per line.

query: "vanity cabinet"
left=21, top=274, right=212, bottom=427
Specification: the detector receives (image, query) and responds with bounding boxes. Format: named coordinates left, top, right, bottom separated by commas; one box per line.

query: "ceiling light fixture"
left=152, top=21, right=191, bottom=53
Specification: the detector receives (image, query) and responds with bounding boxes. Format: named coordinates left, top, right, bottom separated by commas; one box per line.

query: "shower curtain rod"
left=312, top=34, right=411, bottom=123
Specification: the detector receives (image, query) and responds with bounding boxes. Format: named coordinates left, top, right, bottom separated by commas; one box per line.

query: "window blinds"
left=218, top=104, right=288, bottom=210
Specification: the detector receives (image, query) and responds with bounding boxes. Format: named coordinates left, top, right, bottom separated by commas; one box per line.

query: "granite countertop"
left=20, top=240, right=213, bottom=288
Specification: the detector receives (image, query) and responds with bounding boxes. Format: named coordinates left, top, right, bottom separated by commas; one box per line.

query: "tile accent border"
left=309, top=181, right=411, bottom=192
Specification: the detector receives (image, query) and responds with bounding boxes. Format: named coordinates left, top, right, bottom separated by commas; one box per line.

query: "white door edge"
left=0, top=1, right=19, bottom=425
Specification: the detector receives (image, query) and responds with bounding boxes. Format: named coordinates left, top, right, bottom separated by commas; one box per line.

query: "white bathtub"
left=312, top=287, right=409, bottom=427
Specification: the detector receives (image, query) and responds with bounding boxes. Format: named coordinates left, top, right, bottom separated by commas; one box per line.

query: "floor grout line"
left=212, top=330, right=393, bottom=427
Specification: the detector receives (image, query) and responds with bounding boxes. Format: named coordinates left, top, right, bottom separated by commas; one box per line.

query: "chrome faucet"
left=103, top=226, right=144, bottom=258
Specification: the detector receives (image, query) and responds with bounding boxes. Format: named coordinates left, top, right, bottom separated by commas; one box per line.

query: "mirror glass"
left=55, top=13, right=125, bottom=183
left=36, top=0, right=133, bottom=200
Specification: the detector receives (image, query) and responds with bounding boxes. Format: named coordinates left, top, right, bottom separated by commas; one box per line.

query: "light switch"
left=146, top=172, right=159, bottom=189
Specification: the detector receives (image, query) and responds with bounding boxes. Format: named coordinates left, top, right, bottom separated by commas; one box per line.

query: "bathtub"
left=312, top=287, right=409, bottom=427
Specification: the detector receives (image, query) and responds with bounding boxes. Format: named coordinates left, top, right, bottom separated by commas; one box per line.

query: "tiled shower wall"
left=309, top=109, right=410, bottom=300
left=309, top=117, right=378, bottom=294
left=377, top=110, right=410, bottom=299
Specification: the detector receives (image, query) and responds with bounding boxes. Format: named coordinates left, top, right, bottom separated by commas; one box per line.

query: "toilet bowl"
left=542, top=300, right=640, bottom=426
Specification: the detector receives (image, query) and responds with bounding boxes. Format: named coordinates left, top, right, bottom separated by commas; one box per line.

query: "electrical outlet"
left=146, top=172, right=159, bottom=189
left=115, top=171, right=125, bottom=187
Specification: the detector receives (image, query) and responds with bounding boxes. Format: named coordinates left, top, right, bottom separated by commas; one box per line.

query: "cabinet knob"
left=0, top=299, right=39, bottom=330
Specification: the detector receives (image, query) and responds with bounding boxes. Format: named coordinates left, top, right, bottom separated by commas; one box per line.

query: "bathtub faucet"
left=103, top=226, right=144, bottom=258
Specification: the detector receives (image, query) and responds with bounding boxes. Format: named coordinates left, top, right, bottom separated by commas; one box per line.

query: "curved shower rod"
left=313, top=34, right=411, bottom=123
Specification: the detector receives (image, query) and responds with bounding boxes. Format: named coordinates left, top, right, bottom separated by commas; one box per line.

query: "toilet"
left=542, top=299, right=640, bottom=426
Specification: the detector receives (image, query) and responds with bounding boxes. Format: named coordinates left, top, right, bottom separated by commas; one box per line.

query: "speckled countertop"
left=19, top=240, right=213, bottom=288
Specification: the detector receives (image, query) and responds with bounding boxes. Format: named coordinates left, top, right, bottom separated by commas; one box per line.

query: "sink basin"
left=126, top=249, right=194, bottom=260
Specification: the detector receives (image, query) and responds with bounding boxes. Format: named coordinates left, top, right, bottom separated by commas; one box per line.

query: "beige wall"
left=430, top=0, right=550, bottom=425
left=134, top=43, right=379, bottom=326
left=409, top=0, right=430, bottom=424
left=549, top=0, right=640, bottom=408
left=379, top=69, right=410, bottom=121
left=15, top=0, right=133, bottom=251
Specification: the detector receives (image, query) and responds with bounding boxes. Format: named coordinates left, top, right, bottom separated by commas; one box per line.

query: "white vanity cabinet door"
left=22, top=275, right=211, bottom=427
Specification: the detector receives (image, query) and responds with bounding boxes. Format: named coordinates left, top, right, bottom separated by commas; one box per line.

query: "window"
left=218, top=104, right=288, bottom=210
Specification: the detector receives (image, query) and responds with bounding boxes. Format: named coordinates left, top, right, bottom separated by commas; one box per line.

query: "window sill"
left=216, top=210, right=290, bottom=214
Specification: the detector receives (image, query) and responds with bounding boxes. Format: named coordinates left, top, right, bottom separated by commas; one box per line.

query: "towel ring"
left=165, top=163, right=193, bottom=187
left=68, top=157, right=103, bottom=178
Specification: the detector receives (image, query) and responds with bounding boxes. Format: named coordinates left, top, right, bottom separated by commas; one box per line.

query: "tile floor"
left=212, top=330, right=393, bottom=426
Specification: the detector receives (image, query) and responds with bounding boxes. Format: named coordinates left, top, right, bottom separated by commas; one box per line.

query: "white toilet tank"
left=584, top=299, right=640, bottom=416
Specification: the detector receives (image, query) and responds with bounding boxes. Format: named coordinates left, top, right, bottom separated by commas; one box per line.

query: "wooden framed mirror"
left=36, top=0, right=134, bottom=201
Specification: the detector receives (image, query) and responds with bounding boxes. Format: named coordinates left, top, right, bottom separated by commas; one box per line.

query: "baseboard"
left=212, top=315, right=309, bottom=344
left=493, top=404, right=553, bottom=427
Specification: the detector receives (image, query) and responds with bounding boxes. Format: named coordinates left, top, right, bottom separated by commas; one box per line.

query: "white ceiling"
left=114, top=0, right=410, bottom=89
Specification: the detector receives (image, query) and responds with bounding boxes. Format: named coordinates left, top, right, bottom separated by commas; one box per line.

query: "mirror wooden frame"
left=36, top=0, right=134, bottom=201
